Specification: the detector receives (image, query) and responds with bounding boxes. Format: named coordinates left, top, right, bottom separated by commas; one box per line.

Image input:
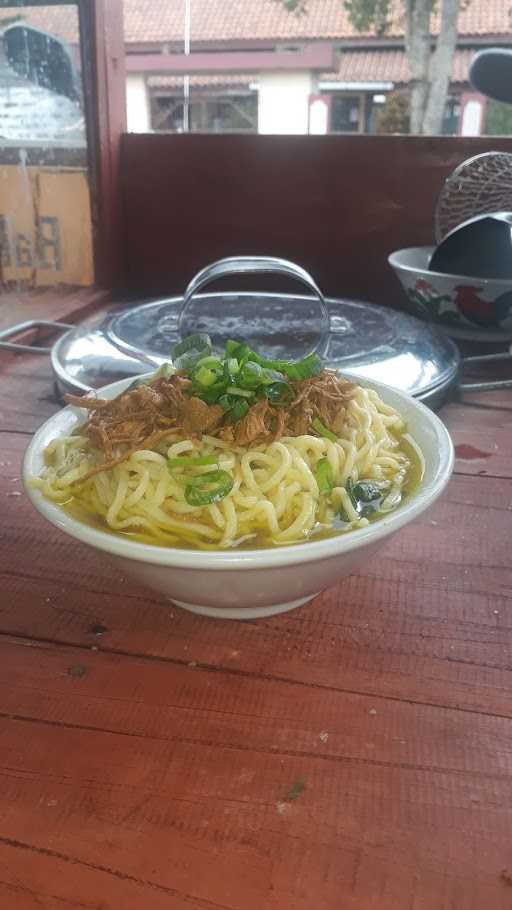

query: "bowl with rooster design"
left=389, top=246, right=512, bottom=342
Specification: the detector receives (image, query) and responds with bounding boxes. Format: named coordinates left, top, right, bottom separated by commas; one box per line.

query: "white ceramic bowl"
left=389, top=246, right=512, bottom=341
left=22, top=374, right=453, bottom=620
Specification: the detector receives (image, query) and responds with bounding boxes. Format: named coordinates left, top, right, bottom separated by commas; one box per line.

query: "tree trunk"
left=405, top=0, right=434, bottom=133
left=421, top=0, right=461, bottom=134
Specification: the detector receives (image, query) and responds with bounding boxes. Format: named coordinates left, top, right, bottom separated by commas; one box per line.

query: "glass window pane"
left=330, top=95, right=361, bottom=134
left=0, top=2, right=92, bottom=296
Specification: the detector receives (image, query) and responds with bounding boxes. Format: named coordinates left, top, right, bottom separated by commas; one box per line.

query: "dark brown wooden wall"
left=120, top=134, right=512, bottom=304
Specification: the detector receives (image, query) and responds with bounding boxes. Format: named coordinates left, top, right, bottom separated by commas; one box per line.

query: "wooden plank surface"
left=1, top=319, right=512, bottom=908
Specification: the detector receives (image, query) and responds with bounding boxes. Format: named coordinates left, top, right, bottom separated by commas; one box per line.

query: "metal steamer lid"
left=52, top=256, right=460, bottom=403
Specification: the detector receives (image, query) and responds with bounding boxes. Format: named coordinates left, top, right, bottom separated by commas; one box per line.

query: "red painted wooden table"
left=1, top=309, right=512, bottom=910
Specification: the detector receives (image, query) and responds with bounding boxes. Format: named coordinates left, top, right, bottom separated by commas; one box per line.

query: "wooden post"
left=78, top=0, right=127, bottom=290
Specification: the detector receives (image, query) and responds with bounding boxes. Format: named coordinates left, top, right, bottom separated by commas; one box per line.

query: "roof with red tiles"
left=331, top=46, right=474, bottom=84
left=149, top=73, right=256, bottom=90
left=124, top=0, right=512, bottom=44
left=2, top=0, right=510, bottom=47
left=148, top=45, right=474, bottom=92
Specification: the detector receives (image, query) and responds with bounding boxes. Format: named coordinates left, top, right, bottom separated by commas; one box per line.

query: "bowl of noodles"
left=23, top=336, right=453, bottom=619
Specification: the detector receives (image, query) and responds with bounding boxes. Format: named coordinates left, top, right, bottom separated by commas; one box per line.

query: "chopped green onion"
left=225, top=339, right=242, bottom=358
left=194, top=355, right=222, bottom=370
left=257, top=353, right=321, bottom=381
left=228, top=386, right=254, bottom=398
left=225, top=340, right=253, bottom=364
left=126, top=362, right=173, bottom=391
left=312, top=417, right=337, bottom=442
left=172, top=336, right=328, bottom=426
left=239, top=361, right=263, bottom=389
left=183, top=470, right=222, bottom=487
left=225, top=358, right=240, bottom=378
left=196, top=384, right=227, bottom=404
left=217, top=394, right=250, bottom=421
left=184, top=469, right=234, bottom=506
left=168, top=455, right=217, bottom=470
left=218, top=394, right=233, bottom=411
left=174, top=351, right=208, bottom=371
left=172, top=334, right=212, bottom=371
left=194, top=366, right=218, bottom=387
left=275, top=353, right=322, bottom=381
left=260, top=368, right=285, bottom=385
left=224, top=341, right=322, bottom=382
left=153, top=363, right=173, bottom=381
left=266, top=381, right=293, bottom=405
left=315, top=457, right=334, bottom=495
left=172, top=333, right=211, bottom=359
left=227, top=399, right=249, bottom=422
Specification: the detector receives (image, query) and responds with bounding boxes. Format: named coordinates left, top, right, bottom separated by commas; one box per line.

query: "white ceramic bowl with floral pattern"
left=389, top=246, right=512, bottom=341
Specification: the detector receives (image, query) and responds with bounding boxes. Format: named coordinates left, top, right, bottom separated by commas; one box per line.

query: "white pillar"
left=258, top=71, right=315, bottom=134
left=459, top=93, right=485, bottom=137
left=126, top=74, right=151, bottom=133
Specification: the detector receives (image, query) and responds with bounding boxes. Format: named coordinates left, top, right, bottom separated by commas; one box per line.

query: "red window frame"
left=78, top=0, right=126, bottom=289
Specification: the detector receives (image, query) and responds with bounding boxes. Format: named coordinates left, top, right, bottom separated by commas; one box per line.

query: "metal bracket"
left=460, top=348, right=512, bottom=391
left=0, top=320, right=73, bottom=354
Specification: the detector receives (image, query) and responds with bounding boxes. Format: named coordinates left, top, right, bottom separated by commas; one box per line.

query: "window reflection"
left=349, top=352, right=441, bottom=392
left=0, top=2, right=91, bottom=293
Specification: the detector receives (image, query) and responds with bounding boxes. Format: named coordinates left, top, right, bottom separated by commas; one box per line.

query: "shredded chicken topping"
left=65, top=369, right=354, bottom=480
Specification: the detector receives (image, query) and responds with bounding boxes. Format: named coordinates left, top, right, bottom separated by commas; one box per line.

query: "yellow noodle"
left=34, top=383, right=414, bottom=549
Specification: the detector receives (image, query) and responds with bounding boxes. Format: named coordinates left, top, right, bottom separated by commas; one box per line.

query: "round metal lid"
left=52, top=294, right=459, bottom=404
left=51, top=257, right=460, bottom=404
left=107, top=292, right=459, bottom=397
left=51, top=309, right=152, bottom=395
left=109, top=291, right=327, bottom=364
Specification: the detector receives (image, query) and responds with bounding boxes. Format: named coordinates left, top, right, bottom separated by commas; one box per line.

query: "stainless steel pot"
left=1, top=257, right=509, bottom=405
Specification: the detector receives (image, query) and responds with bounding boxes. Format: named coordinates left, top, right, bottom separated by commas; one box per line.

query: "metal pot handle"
left=178, top=256, right=330, bottom=349
left=460, top=349, right=512, bottom=392
left=0, top=319, right=73, bottom=354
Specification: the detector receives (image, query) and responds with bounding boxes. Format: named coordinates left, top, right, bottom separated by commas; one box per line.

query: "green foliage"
left=278, top=0, right=308, bottom=12
left=344, top=0, right=392, bottom=35
left=280, top=0, right=460, bottom=36
left=484, top=100, right=512, bottom=137
left=278, top=0, right=393, bottom=26
left=374, top=92, right=410, bottom=134
left=278, top=0, right=470, bottom=135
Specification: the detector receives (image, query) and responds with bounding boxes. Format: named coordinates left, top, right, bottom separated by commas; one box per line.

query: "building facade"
left=4, top=0, right=512, bottom=137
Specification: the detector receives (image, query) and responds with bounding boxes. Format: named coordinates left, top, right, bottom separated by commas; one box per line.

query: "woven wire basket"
left=435, top=151, right=512, bottom=244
